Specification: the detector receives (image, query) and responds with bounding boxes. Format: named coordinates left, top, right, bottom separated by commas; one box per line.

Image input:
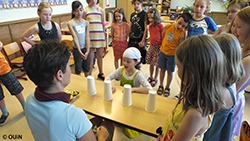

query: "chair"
left=20, top=41, right=32, bottom=55
left=1, top=42, right=27, bottom=80
left=61, top=37, right=74, bottom=66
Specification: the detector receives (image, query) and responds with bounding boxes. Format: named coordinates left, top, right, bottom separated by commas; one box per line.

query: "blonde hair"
left=176, top=35, right=224, bottom=117
left=37, top=2, right=52, bottom=13
left=235, top=6, right=250, bottom=56
left=215, top=33, right=244, bottom=86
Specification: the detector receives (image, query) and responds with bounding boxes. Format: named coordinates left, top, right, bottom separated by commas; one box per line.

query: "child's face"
left=122, top=57, right=138, bottom=71
left=193, top=0, right=207, bottom=17
left=133, top=1, right=142, bottom=12
left=38, top=8, right=52, bottom=22
left=115, top=12, right=123, bottom=23
left=147, top=13, right=154, bottom=24
left=231, top=15, right=250, bottom=44
left=73, top=6, right=84, bottom=18
left=227, top=5, right=240, bottom=22
left=174, top=17, right=188, bottom=31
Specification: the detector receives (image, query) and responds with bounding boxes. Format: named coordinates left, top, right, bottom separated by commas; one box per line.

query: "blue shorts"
left=0, top=71, right=24, bottom=101
left=158, top=52, right=175, bottom=72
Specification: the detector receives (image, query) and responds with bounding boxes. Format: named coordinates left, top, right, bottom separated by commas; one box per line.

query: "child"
left=83, top=0, right=106, bottom=81
left=213, top=0, right=248, bottom=36
left=187, top=0, right=218, bottom=38
left=128, top=0, right=147, bottom=64
left=0, top=41, right=25, bottom=126
left=229, top=6, right=250, bottom=140
left=157, top=35, right=225, bottom=141
left=106, top=47, right=152, bottom=94
left=203, top=33, right=244, bottom=141
left=145, top=8, right=164, bottom=87
left=22, top=2, right=62, bottom=45
left=157, top=12, right=192, bottom=97
left=23, top=41, right=112, bottom=141
left=67, top=1, right=90, bottom=77
left=111, top=8, right=130, bottom=70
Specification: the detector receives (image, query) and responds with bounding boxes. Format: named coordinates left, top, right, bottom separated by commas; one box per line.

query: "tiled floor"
left=0, top=47, right=249, bottom=141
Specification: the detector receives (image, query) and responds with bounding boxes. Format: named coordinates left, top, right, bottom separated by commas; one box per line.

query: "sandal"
left=97, top=73, right=105, bottom=81
left=150, top=79, right=158, bottom=87
left=147, top=77, right=153, bottom=83
left=157, top=85, right=164, bottom=95
left=163, top=88, right=170, bottom=97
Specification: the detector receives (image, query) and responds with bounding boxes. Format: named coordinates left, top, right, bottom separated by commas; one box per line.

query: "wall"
left=0, top=0, right=87, bottom=23
left=170, top=0, right=227, bottom=12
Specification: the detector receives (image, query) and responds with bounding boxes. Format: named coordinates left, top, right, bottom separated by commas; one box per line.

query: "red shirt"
left=149, top=23, right=164, bottom=45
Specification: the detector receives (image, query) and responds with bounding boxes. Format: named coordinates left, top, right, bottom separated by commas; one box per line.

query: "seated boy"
left=23, top=41, right=112, bottom=141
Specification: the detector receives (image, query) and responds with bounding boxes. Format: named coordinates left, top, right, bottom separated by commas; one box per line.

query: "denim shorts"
left=0, top=71, right=24, bottom=100
left=158, top=52, right=176, bottom=72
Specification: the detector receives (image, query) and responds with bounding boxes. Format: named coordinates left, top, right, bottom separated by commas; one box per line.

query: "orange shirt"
left=0, top=52, right=11, bottom=75
left=160, top=24, right=186, bottom=56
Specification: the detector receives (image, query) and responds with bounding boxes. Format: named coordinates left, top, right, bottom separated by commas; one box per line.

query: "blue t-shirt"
left=25, top=94, right=92, bottom=141
left=187, top=16, right=218, bottom=38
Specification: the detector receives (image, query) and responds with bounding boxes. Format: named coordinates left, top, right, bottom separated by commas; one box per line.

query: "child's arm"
left=111, top=23, right=114, bottom=38
left=172, top=108, right=208, bottom=141
left=67, top=20, right=84, bottom=57
left=236, top=56, right=250, bottom=92
left=126, top=23, right=131, bottom=42
left=132, top=72, right=152, bottom=94
left=84, top=21, right=90, bottom=60
left=22, top=24, right=39, bottom=45
left=138, top=21, right=147, bottom=47
left=54, top=22, right=62, bottom=42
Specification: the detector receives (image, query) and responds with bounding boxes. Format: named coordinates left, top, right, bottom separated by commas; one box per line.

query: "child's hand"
left=112, top=86, right=116, bottom=93
left=138, top=41, right=145, bottom=47
left=96, top=126, right=109, bottom=141
left=83, top=51, right=89, bottom=60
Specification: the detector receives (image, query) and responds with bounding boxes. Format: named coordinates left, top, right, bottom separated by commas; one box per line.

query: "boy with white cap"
left=106, top=47, right=152, bottom=94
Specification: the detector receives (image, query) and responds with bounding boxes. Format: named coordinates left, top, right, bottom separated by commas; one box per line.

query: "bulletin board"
left=105, top=0, right=116, bottom=9
left=0, top=0, right=67, bottom=9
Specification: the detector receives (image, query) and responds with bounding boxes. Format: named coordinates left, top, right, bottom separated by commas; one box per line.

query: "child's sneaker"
left=0, top=113, right=9, bottom=126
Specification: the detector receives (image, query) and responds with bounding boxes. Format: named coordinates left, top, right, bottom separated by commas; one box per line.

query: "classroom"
left=0, top=0, right=250, bottom=140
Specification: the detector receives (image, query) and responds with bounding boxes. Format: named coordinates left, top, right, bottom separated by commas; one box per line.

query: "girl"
left=157, top=35, right=225, bottom=141
left=22, top=2, right=62, bottom=45
left=187, top=0, right=218, bottom=38
left=111, top=8, right=130, bottom=70
left=83, top=0, right=106, bottom=81
left=229, top=6, right=250, bottom=140
left=213, top=0, right=248, bottom=36
left=146, top=8, right=164, bottom=87
left=203, top=33, right=244, bottom=141
left=105, top=47, right=152, bottom=94
left=67, top=1, right=90, bottom=77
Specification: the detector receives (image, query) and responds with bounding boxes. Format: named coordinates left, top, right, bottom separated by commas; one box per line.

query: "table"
left=65, top=74, right=177, bottom=138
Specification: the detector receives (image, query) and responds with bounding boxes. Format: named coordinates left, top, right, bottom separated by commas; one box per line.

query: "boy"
left=128, top=0, right=147, bottom=64
left=157, top=13, right=192, bottom=97
left=187, top=0, right=218, bottom=37
left=0, top=41, right=25, bottom=126
left=23, top=41, right=111, bottom=141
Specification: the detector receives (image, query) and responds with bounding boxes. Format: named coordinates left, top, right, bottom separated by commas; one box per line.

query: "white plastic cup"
left=123, top=84, right=132, bottom=106
left=104, top=80, right=112, bottom=100
left=145, top=90, right=156, bottom=112
left=87, top=76, right=96, bottom=96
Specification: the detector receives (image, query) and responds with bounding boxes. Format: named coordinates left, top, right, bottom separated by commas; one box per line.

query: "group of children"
left=1, top=0, right=250, bottom=140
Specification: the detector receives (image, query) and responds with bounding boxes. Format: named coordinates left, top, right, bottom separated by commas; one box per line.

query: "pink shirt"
left=149, top=23, right=164, bottom=45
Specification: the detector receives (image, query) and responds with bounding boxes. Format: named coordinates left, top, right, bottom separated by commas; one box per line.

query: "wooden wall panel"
left=9, top=21, right=36, bottom=42
left=0, top=25, right=12, bottom=45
